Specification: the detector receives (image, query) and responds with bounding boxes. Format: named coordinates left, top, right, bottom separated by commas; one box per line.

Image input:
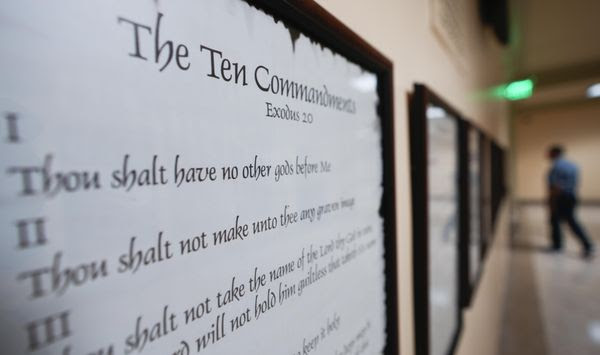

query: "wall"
left=514, top=102, right=600, bottom=201
left=314, top=1, right=511, bottom=355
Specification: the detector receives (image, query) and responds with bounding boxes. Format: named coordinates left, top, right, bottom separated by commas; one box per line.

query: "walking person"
left=547, top=145, right=594, bottom=259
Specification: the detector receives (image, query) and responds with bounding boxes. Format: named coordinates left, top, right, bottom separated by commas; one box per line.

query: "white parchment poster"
left=0, top=1, right=387, bottom=354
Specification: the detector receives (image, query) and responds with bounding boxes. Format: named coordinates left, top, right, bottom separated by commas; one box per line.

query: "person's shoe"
left=582, top=248, right=595, bottom=260
left=545, top=246, right=562, bottom=253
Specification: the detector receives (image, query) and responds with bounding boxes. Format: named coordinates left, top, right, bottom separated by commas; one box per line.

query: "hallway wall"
left=457, top=203, right=511, bottom=355
left=514, top=102, right=600, bottom=201
left=314, top=1, right=511, bottom=354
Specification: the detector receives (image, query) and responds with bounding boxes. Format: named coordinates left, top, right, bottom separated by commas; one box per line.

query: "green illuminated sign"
left=492, top=78, right=534, bottom=101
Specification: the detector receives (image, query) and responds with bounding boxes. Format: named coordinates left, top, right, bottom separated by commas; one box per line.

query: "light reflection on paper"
left=350, top=74, right=377, bottom=93
left=588, top=320, right=600, bottom=345
left=430, top=288, right=451, bottom=307
left=426, top=105, right=447, bottom=120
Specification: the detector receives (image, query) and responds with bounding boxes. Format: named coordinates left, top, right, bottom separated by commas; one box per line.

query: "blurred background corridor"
left=501, top=0, right=600, bottom=353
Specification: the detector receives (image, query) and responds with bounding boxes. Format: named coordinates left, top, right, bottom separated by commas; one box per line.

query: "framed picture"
left=490, top=140, right=508, bottom=231
left=410, top=84, right=463, bottom=355
left=459, top=123, right=486, bottom=307
left=480, top=134, right=493, bottom=258
left=0, top=1, right=399, bottom=354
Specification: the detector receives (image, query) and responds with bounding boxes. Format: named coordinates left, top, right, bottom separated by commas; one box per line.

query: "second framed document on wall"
left=410, top=84, right=463, bottom=355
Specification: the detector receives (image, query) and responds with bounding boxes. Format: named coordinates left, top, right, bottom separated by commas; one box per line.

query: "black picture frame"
left=460, top=123, right=486, bottom=308
left=462, top=130, right=509, bottom=307
left=410, top=83, right=464, bottom=355
left=246, top=1, right=399, bottom=354
left=490, top=140, right=508, bottom=232
left=479, top=133, right=493, bottom=259
left=473, top=134, right=508, bottom=274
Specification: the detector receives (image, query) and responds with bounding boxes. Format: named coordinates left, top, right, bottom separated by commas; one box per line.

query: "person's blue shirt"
left=548, top=158, right=579, bottom=195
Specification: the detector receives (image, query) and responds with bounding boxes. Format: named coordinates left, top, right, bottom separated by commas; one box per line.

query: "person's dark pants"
left=550, top=193, right=593, bottom=251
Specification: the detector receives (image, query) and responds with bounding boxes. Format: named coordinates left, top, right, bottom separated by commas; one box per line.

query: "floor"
left=500, top=204, right=600, bottom=355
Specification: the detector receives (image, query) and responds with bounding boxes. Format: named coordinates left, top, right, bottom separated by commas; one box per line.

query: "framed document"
left=459, top=124, right=485, bottom=307
left=0, top=1, right=398, bottom=354
left=490, top=141, right=507, bottom=232
left=479, top=134, right=493, bottom=258
left=410, top=84, right=463, bottom=355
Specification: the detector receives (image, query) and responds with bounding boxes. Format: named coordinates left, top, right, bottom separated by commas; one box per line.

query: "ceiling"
left=509, top=0, right=600, bottom=110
